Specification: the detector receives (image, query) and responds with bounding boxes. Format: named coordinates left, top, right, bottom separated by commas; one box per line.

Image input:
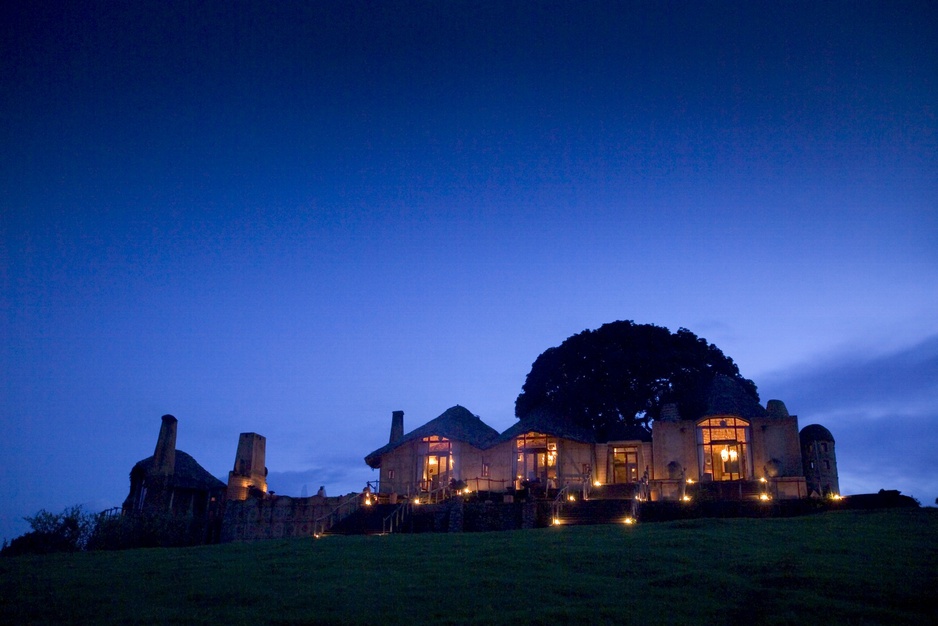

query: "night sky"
left=2, top=1, right=936, bottom=541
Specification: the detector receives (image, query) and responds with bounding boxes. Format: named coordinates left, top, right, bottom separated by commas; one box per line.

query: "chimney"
left=389, top=410, right=404, bottom=444
left=152, top=414, right=178, bottom=477
left=227, top=433, right=268, bottom=500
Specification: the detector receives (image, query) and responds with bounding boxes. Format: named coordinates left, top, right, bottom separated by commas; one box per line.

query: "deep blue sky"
left=2, top=1, right=936, bottom=541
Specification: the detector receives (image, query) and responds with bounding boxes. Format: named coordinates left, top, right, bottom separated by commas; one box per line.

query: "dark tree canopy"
left=515, top=321, right=758, bottom=436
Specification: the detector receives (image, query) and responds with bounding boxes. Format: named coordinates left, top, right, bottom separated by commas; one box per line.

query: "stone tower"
left=800, top=424, right=839, bottom=497
left=226, top=432, right=268, bottom=500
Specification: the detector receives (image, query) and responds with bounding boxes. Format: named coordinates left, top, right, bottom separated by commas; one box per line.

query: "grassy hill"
left=2, top=509, right=935, bottom=625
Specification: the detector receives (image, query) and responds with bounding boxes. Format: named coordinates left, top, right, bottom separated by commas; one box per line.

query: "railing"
left=421, top=484, right=453, bottom=504
left=382, top=501, right=412, bottom=534
left=98, top=506, right=124, bottom=520
left=312, top=493, right=361, bottom=536
left=551, top=484, right=574, bottom=521
left=463, top=477, right=511, bottom=494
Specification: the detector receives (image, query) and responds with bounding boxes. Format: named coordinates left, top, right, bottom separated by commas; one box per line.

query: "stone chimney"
left=390, top=410, right=404, bottom=444
left=227, top=433, right=268, bottom=500
left=152, top=414, right=178, bottom=477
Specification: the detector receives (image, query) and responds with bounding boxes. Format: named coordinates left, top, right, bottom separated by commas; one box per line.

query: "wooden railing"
left=382, top=501, right=413, bottom=534
left=312, top=493, right=361, bottom=536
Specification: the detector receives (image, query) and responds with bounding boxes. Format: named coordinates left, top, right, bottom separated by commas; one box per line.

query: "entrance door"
left=423, top=454, right=451, bottom=491
left=519, top=451, right=546, bottom=482
left=611, top=447, right=638, bottom=483
left=715, top=443, right=742, bottom=481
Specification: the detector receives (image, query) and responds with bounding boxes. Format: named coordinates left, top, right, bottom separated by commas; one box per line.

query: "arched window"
left=697, top=417, right=752, bottom=481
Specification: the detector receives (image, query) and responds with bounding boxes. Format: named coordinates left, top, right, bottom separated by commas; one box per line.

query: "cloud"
left=759, top=335, right=938, bottom=503
left=266, top=463, right=374, bottom=498
left=761, top=334, right=938, bottom=415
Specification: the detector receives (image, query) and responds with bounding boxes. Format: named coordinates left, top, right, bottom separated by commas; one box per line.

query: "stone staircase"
left=324, top=503, right=398, bottom=535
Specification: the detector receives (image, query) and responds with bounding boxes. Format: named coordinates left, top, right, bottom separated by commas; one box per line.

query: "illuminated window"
left=515, top=432, right=558, bottom=485
left=388, top=469, right=395, bottom=480
left=419, top=436, right=452, bottom=491
left=697, top=417, right=752, bottom=481
left=481, top=463, right=490, bottom=478
left=611, top=447, right=639, bottom=483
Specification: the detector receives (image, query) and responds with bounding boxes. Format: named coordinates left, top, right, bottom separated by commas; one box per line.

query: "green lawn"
left=2, top=509, right=936, bottom=625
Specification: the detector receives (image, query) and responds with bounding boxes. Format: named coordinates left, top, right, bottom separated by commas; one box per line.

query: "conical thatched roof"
left=365, top=405, right=500, bottom=468
left=702, top=374, right=766, bottom=419
left=495, top=408, right=596, bottom=445
left=131, top=450, right=226, bottom=491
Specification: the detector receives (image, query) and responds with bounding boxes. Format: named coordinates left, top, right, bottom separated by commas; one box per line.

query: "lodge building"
left=365, top=376, right=839, bottom=502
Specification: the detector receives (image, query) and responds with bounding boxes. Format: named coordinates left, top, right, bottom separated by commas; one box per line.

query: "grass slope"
left=1, top=509, right=936, bottom=625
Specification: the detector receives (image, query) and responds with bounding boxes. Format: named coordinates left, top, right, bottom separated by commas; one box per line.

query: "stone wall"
left=221, top=494, right=353, bottom=542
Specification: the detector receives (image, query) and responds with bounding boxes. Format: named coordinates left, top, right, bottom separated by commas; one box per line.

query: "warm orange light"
left=759, top=493, right=770, bottom=501
left=568, top=495, right=576, bottom=502
left=682, top=495, right=691, bottom=502
left=686, top=478, right=694, bottom=484
left=593, top=480, right=601, bottom=487
left=364, top=497, right=372, bottom=506
left=552, top=517, right=561, bottom=526
left=759, top=477, right=767, bottom=483
left=623, top=517, right=635, bottom=525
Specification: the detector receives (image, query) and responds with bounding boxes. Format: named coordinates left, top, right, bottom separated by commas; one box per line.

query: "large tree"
left=515, top=321, right=758, bottom=436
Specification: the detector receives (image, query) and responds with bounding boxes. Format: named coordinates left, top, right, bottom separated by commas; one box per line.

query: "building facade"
left=365, top=379, right=838, bottom=503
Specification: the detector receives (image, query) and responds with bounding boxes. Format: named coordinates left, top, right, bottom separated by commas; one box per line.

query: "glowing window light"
left=686, top=478, right=694, bottom=484
left=552, top=517, right=561, bottom=526
left=593, top=481, right=602, bottom=487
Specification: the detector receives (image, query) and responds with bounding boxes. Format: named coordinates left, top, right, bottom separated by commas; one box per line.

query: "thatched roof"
left=702, top=375, right=766, bottom=419
left=365, top=405, right=500, bottom=468
left=495, top=408, right=596, bottom=445
left=132, top=450, right=226, bottom=492
left=800, top=424, right=835, bottom=443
